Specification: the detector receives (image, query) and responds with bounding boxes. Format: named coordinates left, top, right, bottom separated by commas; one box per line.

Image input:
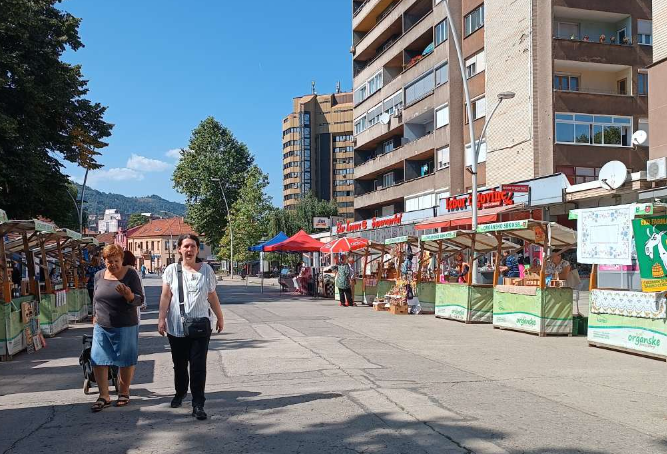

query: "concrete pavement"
left=1, top=276, right=666, bottom=453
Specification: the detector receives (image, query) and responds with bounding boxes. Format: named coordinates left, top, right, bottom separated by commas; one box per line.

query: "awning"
left=321, top=237, right=369, bottom=254
left=415, top=205, right=517, bottom=231
left=264, top=230, right=325, bottom=253
left=420, top=230, right=520, bottom=253
left=476, top=220, right=576, bottom=249
left=248, top=232, right=289, bottom=252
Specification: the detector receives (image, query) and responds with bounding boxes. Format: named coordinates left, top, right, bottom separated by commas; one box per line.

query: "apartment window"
left=405, top=193, right=436, bottom=212
left=382, top=171, right=395, bottom=188
left=437, top=146, right=450, bottom=170
left=556, top=21, right=579, bottom=40
left=334, top=134, right=353, bottom=142
left=554, top=74, right=579, bottom=92
left=555, top=113, right=632, bottom=147
left=367, top=103, right=383, bottom=127
left=405, top=70, right=435, bottom=106
left=354, top=85, right=368, bottom=104
left=638, top=20, right=652, bottom=45
left=465, top=140, right=487, bottom=165
left=465, top=97, right=486, bottom=123
left=382, top=139, right=395, bottom=154
left=354, top=115, right=367, bottom=135
left=435, top=62, right=448, bottom=86
left=435, top=19, right=448, bottom=46
left=465, top=51, right=485, bottom=79
left=464, top=5, right=484, bottom=37
left=368, top=70, right=383, bottom=96
left=557, top=166, right=602, bottom=185
left=435, top=104, right=450, bottom=128
left=638, top=118, right=649, bottom=146
left=638, top=72, right=648, bottom=95
left=383, top=91, right=403, bottom=115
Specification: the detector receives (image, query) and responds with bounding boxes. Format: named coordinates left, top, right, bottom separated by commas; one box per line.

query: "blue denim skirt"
left=91, top=324, right=139, bottom=367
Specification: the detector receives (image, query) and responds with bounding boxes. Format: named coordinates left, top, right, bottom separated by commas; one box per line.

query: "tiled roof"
left=127, top=217, right=197, bottom=239
left=95, top=232, right=116, bottom=245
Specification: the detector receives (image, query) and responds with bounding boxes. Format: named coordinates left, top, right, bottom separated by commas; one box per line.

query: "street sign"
left=500, top=184, right=530, bottom=193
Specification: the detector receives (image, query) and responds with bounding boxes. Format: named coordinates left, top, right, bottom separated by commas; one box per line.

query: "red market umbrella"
left=321, top=237, right=369, bottom=254
left=264, top=230, right=325, bottom=252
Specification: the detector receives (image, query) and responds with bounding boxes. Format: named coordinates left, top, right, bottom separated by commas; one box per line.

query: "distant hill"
left=74, top=184, right=186, bottom=217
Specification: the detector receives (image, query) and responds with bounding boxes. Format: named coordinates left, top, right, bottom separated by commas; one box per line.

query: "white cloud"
left=86, top=168, right=145, bottom=186
left=165, top=148, right=183, bottom=161
left=126, top=154, right=171, bottom=172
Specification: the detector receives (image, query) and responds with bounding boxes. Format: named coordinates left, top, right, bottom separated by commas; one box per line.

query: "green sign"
left=421, top=231, right=457, bottom=242
left=0, top=209, right=7, bottom=223
left=632, top=215, right=667, bottom=292
left=34, top=220, right=55, bottom=233
left=64, top=229, right=82, bottom=240
left=476, top=220, right=528, bottom=233
left=385, top=236, right=408, bottom=245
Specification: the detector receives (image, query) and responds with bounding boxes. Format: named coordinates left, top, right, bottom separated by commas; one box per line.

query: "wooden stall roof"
left=476, top=220, right=576, bottom=249
left=421, top=230, right=520, bottom=253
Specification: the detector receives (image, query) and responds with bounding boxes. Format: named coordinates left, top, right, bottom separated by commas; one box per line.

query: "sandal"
left=91, top=397, right=111, bottom=412
left=115, top=394, right=130, bottom=407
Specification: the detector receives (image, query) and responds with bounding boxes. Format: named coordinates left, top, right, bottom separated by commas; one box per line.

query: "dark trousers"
left=167, top=334, right=211, bottom=407
left=338, top=287, right=352, bottom=305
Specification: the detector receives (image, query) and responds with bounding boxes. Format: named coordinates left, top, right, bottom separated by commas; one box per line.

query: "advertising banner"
left=632, top=215, right=667, bottom=292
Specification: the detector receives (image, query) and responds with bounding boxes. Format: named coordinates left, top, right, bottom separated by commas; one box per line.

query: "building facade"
left=650, top=0, right=666, bottom=159
left=282, top=91, right=355, bottom=219
left=97, top=209, right=125, bottom=234
left=126, top=217, right=212, bottom=272
left=351, top=0, right=652, bottom=220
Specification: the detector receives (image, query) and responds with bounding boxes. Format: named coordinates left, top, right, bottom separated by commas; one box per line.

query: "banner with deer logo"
left=632, top=216, right=667, bottom=292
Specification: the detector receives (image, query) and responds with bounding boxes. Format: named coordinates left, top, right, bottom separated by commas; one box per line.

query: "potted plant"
left=599, top=34, right=606, bottom=43
left=610, top=36, right=616, bottom=44
left=570, top=34, right=576, bottom=40
left=622, top=36, right=630, bottom=45
left=583, top=35, right=590, bottom=42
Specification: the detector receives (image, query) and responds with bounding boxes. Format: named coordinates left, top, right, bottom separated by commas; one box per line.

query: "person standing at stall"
left=158, top=234, right=224, bottom=421
left=90, top=244, right=144, bottom=412
left=335, top=254, right=352, bottom=307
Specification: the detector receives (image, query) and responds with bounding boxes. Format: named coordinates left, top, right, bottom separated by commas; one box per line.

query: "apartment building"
left=351, top=0, right=652, bottom=221
left=282, top=91, right=355, bottom=219
left=649, top=0, right=667, bottom=159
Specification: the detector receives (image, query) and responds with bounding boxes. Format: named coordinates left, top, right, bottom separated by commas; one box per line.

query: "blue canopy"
left=248, top=232, right=289, bottom=252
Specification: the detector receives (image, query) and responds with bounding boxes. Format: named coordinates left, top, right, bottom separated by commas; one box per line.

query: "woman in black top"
left=90, top=244, right=144, bottom=412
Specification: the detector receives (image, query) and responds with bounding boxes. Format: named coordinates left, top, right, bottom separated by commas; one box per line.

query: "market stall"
left=577, top=204, right=667, bottom=359
left=477, top=220, right=577, bottom=336
left=265, top=230, right=325, bottom=296
left=420, top=230, right=519, bottom=322
left=0, top=214, right=53, bottom=359
left=321, top=236, right=370, bottom=304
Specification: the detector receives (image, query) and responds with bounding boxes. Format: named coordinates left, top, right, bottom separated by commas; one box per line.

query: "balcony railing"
left=554, top=87, right=631, bottom=96
left=553, top=36, right=633, bottom=46
left=353, top=0, right=370, bottom=17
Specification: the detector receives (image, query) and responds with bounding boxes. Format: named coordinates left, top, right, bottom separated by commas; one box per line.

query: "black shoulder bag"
left=177, top=263, right=212, bottom=338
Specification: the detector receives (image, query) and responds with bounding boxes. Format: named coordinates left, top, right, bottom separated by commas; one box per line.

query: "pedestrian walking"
left=158, top=234, right=224, bottom=421
left=335, top=254, right=352, bottom=307
left=90, top=244, right=145, bottom=412
left=140, top=264, right=146, bottom=279
left=123, top=251, right=147, bottom=317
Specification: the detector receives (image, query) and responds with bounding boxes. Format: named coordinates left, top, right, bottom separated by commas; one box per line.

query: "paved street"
left=1, top=277, right=667, bottom=454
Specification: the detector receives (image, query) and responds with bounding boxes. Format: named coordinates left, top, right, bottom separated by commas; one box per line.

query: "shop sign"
left=313, top=217, right=331, bottom=229
left=421, top=231, right=457, bottom=242
left=385, top=235, right=408, bottom=245
left=442, top=186, right=529, bottom=214
left=477, top=220, right=529, bottom=233
left=635, top=203, right=654, bottom=216
left=534, top=225, right=545, bottom=243
left=335, top=213, right=403, bottom=235
left=34, top=220, right=55, bottom=233
left=501, top=184, right=530, bottom=193
left=0, top=209, right=7, bottom=223
left=632, top=215, right=667, bottom=292
left=64, top=229, right=82, bottom=240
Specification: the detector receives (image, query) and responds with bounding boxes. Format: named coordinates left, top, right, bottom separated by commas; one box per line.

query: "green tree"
left=218, top=166, right=274, bottom=265
left=172, top=117, right=254, bottom=248
left=127, top=213, right=150, bottom=229
left=0, top=0, right=113, bottom=224
left=268, top=192, right=338, bottom=237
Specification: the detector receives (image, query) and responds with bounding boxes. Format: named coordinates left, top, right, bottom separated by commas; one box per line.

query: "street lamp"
left=472, top=92, right=516, bottom=174
left=210, top=178, right=234, bottom=278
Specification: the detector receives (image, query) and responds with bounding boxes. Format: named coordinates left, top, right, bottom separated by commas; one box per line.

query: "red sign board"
left=500, top=184, right=530, bottom=193
left=445, top=189, right=518, bottom=213
left=336, top=213, right=403, bottom=234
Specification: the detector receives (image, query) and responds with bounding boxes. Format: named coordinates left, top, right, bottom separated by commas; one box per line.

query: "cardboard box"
left=373, top=302, right=389, bottom=311
left=389, top=305, right=408, bottom=315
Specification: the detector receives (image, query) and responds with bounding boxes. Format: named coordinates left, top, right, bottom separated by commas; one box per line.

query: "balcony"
left=355, top=132, right=435, bottom=179
left=353, top=0, right=400, bottom=33
left=554, top=60, right=633, bottom=96
left=354, top=173, right=438, bottom=209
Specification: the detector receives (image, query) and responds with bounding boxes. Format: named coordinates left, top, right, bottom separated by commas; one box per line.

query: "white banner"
left=590, top=289, right=667, bottom=319
left=435, top=305, right=467, bottom=321
left=577, top=205, right=635, bottom=265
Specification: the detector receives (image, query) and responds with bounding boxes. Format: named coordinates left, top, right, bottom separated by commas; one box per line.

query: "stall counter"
left=39, top=291, right=69, bottom=337
left=493, top=286, right=573, bottom=336
left=435, top=283, right=493, bottom=323
left=416, top=282, right=436, bottom=314
left=0, top=299, right=28, bottom=358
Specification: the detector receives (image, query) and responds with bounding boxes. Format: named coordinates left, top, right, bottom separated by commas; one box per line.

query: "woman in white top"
left=158, top=234, right=224, bottom=421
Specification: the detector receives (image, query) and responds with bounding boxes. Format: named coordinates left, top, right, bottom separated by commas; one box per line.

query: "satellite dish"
left=379, top=113, right=391, bottom=125
left=632, top=130, right=647, bottom=146
left=598, top=160, right=628, bottom=190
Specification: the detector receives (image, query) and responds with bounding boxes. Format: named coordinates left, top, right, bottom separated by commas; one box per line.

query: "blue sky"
left=61, top=0, right=352, bottom=205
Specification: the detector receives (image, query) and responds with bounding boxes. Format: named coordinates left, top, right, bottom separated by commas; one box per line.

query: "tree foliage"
left=127, top=213, right=150, bottom=229
left=218, top=166, right=274, bottom=265
left=0, top=0, right=113, bottom=224
left=172, top=117, right=254, bottom=248
left=268, top=192, right=338, bottom=237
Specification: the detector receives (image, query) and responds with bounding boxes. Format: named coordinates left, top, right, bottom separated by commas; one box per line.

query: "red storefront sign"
left=500, top=184, right=530, bottom=193
left=445, top=189, right=519, bottom=212
left=336, top=213, right=403, bottom=234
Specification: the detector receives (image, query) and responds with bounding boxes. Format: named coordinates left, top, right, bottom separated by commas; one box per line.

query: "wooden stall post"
left=362, top=246, right=369, bottom=292
left=40, top=238, right=52, bottom=294
left=72, top=245, right=80, bottom=288
left=492, top=233, right=502, bottom=288
left=57, top=239, right=69, bottom=288
left=376, top=245, right=386, bottom=281
left=539, top=226, right=549, bottom=290
left=416, top=241, right=424, bottom=284
left=589, top=264, right=598, bottom=291
left=22, top=232, right=37, bottom=297
left=0, top=237, right=12, bottom=303
left=437, top=240, right=443, bottom=281
left=77, top=247, right=86, bottom=289
left=467, top=233, right=476, bottom=286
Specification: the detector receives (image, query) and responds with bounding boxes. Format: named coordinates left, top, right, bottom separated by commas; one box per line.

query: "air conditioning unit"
left=647, top=157, right=667, bottom=181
